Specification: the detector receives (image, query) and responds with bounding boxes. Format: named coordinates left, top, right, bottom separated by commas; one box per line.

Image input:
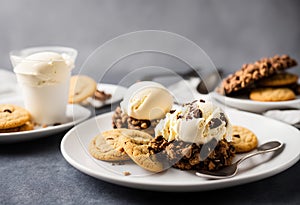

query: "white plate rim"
left=60, top=110, right=300, bottom=192
left=0, top=104, right=91, bottom=143
left=211, top=91, right=300, bottom=113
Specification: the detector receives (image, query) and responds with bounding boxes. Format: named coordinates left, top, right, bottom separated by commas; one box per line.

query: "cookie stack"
left=0, top=104, right=33, bottom=133
left=220, top=54, right=299, bottom=101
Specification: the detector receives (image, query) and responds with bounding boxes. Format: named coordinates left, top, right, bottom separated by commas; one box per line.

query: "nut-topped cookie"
left=0, top=104, right=31, bottom=129
left=220, top=55, right=297, bottom=96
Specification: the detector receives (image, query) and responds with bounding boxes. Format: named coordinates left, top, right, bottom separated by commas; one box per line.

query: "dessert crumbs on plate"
left=123, top=171, right=131, bottom=176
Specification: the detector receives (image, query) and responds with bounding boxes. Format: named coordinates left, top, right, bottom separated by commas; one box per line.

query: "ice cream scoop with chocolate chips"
left=151, top=99, right=235, bottom=171
left=155, top=99, right=232, bottom=145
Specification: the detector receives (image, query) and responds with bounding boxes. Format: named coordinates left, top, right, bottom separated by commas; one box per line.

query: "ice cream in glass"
left=10, top=46, right=77, bottom=125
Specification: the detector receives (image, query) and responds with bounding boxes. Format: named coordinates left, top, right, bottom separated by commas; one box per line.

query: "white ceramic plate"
left=0, top=97, right=91, bottom=143
left=61, top=110, right=300, bottom=192
left=211, top=91, right=300, bottom=113
left=85, top=83, right=127, bottom=108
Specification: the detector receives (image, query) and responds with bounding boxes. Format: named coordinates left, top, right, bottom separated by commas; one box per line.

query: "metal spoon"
left=140, top=68, right=200, bottom=81
left=195, top=141, right=284, bottom=179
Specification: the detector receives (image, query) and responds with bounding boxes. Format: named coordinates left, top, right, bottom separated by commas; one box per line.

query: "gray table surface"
left=1, top=104, right=300, bottom=205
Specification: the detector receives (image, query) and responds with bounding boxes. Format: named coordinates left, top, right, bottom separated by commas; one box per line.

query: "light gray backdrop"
left=1, top=0, right=299, bottom=81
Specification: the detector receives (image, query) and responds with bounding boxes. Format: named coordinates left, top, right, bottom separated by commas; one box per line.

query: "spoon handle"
left=236, top=142, right=283, bottom=165
left=236, top=150, right=266, bottom=165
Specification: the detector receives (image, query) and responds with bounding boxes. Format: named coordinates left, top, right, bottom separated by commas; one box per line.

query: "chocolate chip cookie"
left=0, top=104, right=31, bottom=129
left=89, top=129, right=130, bottom=161
left=118, top=129, right=165, bottom=172
left=231, top=125, right=258, bottom=153
left=249, top=87, right=296, bottom=102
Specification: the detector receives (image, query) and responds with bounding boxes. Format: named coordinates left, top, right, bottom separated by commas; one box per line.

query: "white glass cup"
left=10, top=46, right=77, bottom=125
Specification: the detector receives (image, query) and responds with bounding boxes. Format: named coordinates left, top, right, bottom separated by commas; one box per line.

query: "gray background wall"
left=1, top=0, right=299, bottom=80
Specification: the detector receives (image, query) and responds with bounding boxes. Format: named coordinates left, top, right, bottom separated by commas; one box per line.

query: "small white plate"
left=60, top=110, right=300, bottom=192
left=85, top=83, right=127, bottom=108
left=211, top=91, right=300, bottom=113
left=0, top=99, right=91, bottom=143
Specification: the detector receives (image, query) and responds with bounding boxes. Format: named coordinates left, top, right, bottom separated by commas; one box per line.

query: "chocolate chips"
left=3, top=109, right=12, bottom=113
left=219, top=112, right=228, bottom=126
left=177, top=114, right=183, bottom=119
left=233, top=134, right=240, bottom=138
left=209, top=118, right=222, bottom=129
left=193, top=109, right=202, bottom=118
left=184, top=100, right=203, bottom=121
left=148, top=135, right=169, bottom=154
left=169, top=109, right=176, bottom=114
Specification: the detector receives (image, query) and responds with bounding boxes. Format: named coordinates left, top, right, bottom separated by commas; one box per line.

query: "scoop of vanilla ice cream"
left=155, top=99, right=232, bottom=145
left=120, top=81, right=174, bottom=120
left=13, top=52, right=74, bottom=87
